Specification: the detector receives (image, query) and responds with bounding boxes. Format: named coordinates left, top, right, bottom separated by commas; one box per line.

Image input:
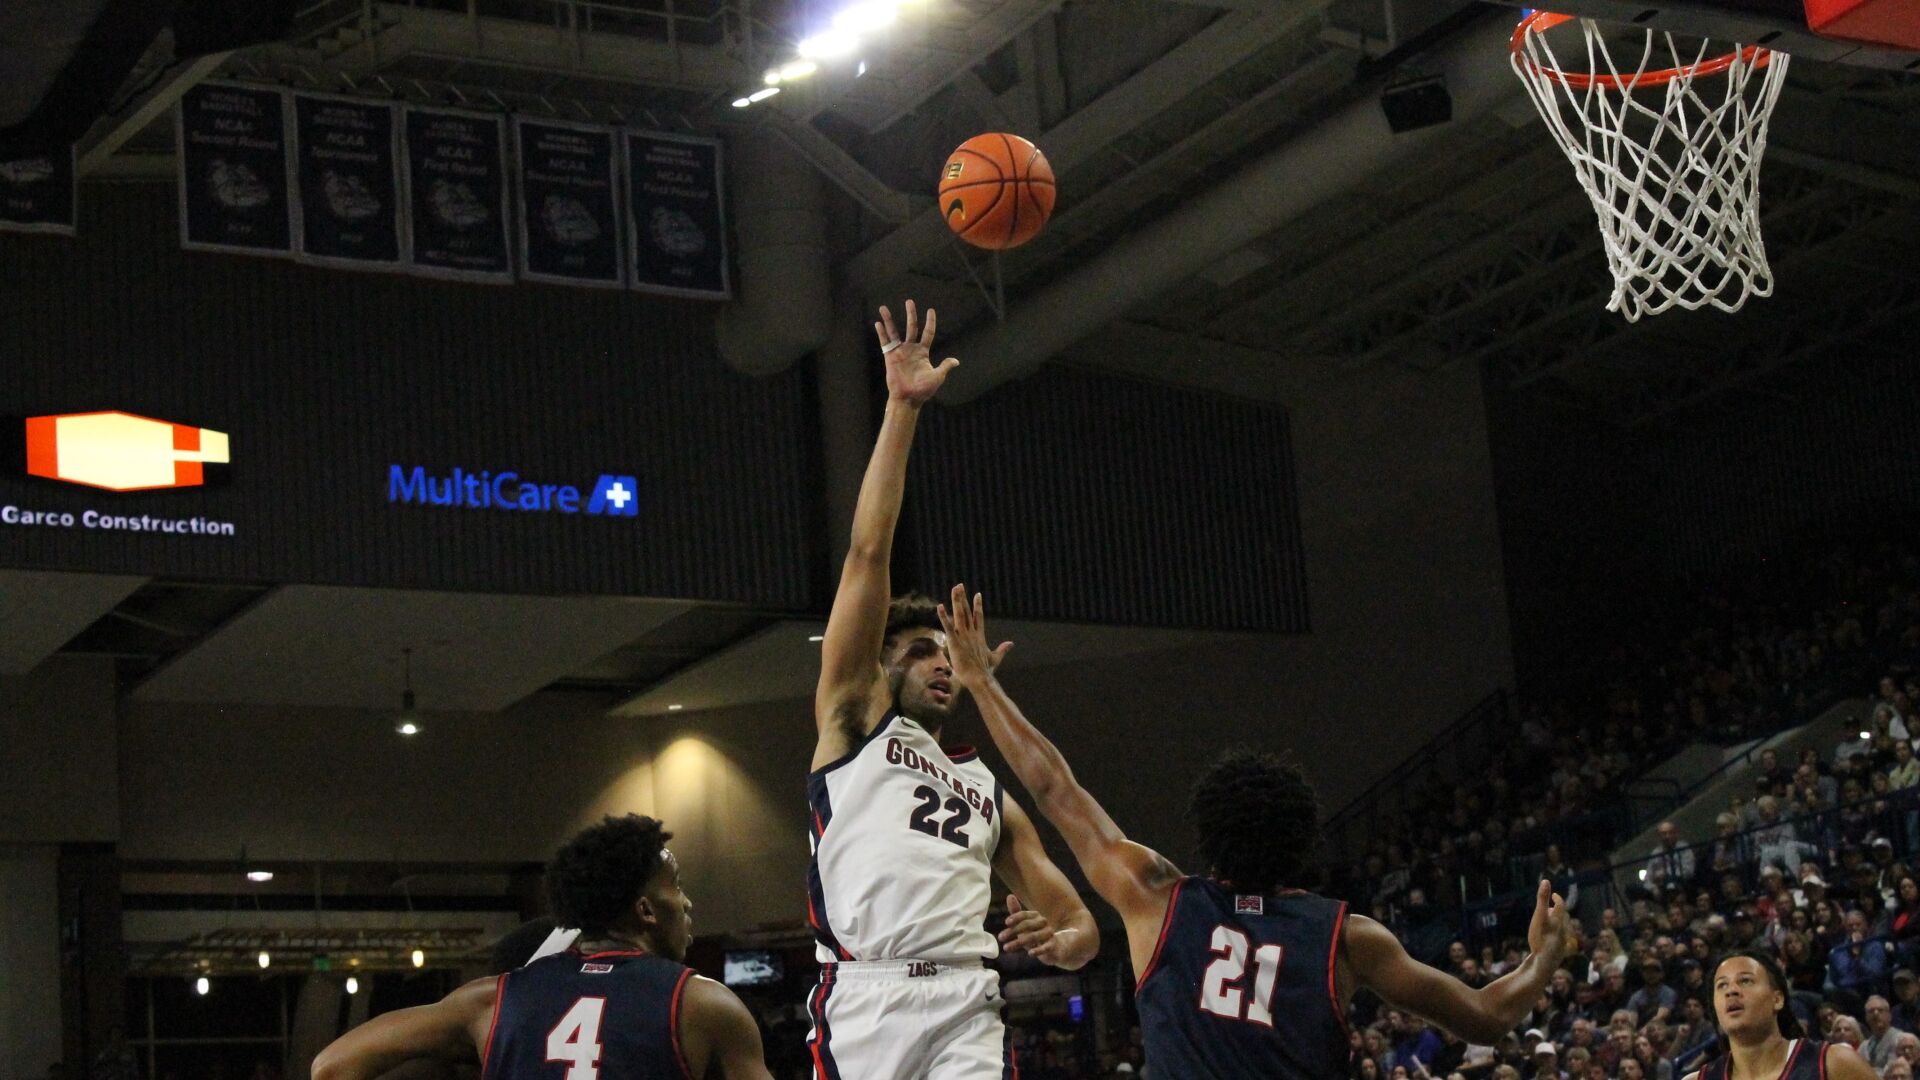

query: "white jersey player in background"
left=806, top=300, right=1099, bottom=1079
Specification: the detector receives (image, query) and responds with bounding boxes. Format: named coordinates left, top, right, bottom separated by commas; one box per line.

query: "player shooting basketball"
left=937, top=583, right=1574, bottom=1078
left=804, top=301, right=1098, bottom=1078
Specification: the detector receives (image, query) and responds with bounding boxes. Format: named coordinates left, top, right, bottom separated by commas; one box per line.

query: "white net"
left=1510, top=13, right=1791, bottom=321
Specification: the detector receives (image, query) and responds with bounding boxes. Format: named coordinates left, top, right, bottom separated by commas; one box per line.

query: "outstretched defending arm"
left=310, top=977, right=495, bottom=1080
left=1343, top=880, right=1571, bottom=1044
left=814, top=302, right=958, bottom=759
left=940, top=586, right=1181, bottom=956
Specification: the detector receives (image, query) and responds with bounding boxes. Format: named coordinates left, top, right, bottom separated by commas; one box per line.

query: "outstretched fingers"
left=903, top=299, right=919, bottom=343
left=922, top=306, right=937, bottom=351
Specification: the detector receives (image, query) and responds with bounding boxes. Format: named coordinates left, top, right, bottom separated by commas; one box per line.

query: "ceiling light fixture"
left=779, top=59, right=819, bottom=80
left=394, top=648, right=423, bottom=736
left=748, top=87, right=781, bottom=103
left=764, top=69, right=783, bottom=85
left=732, top=97, right=753, bottom=108
left=195, top=977, right=210, bottom=996
left=258, top=951, right=271, bottom=969
left=246, top=870, right=274, bottom=883
left=667, top=704, right=684, bottom=711
left=833, top=1, right=896, bottom=32
left=412, top=949, right=426, bottom=969
left=808, top=634, right=825, bottom=642
left=345, top=976, right=360, bottom=995
left=797, top=30, right=859, bottom=59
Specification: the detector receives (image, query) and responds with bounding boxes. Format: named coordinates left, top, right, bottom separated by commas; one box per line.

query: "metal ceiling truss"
left=1300, top=160, right=1899, bottom=393
left=1491, top=171, right=1907, bottom=389
left=134, top=926, right=488, bottom=976
left=1200, top=140, right=1581, bottom=348
left=1615, top=274, right=1920, bottom=425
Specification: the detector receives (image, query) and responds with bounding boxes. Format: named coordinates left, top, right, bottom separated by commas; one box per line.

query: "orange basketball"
left=938, top=133, right=1055, bottom=251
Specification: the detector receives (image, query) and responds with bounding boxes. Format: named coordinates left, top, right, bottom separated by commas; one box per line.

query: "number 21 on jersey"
left=1199, top=927, right=1283, bottom=1028
left=546, top=997, right=606, bottom=1080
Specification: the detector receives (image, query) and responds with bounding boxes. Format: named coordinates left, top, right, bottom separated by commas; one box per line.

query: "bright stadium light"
left=412, top=949, right=426, bottom=969
left=195, top=977, right=210, bottom=996
left=798, top=29, right=859, bottom=59
left=748, top=87, right=781, bottom=103
left=779, top=59, right=819, bottom=80
left=345, top=977, right=360, bottom=995
left=258, top=951, right=271, bottom=969
left=732, top=97, right=753, bottom=108
left=246, top=870, right=273, bottom=883
left=833, top=1, right=897, bottom=32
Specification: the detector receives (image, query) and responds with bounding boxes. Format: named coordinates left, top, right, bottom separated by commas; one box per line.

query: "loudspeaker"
left=1380, top=74, right=1453, bottom=134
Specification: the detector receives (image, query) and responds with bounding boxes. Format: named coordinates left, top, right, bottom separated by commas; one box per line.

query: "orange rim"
left=1510, top=10, right=1776, bottom=90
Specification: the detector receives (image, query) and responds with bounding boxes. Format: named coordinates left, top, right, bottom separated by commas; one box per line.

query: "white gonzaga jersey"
left=807, top=712, right=1004, bottom=963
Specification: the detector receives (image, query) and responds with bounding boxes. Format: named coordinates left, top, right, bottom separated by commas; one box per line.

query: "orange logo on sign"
left=25, top=411, right=230, bottom=492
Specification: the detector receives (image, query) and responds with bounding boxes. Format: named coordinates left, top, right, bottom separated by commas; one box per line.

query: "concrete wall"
left=0, top=846, right=61, bottom=1080
left=0, top=657, right=119, bottom=843
left=118, top=693, right=655, bottom=864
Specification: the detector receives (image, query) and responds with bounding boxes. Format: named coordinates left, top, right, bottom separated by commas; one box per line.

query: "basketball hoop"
left=1510, top=11, right=1790, bottom=321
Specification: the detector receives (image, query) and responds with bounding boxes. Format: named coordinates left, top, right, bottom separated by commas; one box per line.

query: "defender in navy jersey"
left=1684, top=952, right=1876, bottom=1080
left=312, top=815, right=771, bottom=1080
left=938, top=585, right=1577, bottom=1079
left=805, top=301, right=1099, bottom=1078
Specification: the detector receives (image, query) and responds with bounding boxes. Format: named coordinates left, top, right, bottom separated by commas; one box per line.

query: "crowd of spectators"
left=1344, top=651, right=1920, bottom=1080
left=1332, top=533, right=1920, bottom=1080
left=1342, top=535, right=1920, bottom=930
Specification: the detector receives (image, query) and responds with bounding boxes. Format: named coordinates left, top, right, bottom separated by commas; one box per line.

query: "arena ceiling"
left=9, top=0, right=1918, bottom=713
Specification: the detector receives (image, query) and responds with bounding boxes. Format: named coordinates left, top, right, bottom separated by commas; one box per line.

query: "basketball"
left=938, top=133, right=1056, bottom=251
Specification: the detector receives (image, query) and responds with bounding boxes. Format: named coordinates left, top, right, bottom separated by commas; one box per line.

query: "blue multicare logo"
left=387, top=465, right=638, bottom=517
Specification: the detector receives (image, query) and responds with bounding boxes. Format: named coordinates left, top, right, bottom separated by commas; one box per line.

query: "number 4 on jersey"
left=546, top=997, right=607, bottom=1080
left=1199, top=927, right=1283, bottom=1027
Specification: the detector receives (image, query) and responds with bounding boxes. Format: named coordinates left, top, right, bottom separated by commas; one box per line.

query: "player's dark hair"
left=1190, top=749, right=1320, bottom=894
left=1710, top=949, right=1802, bottom=1044
left=488, top=917, right=559, bottom=974
left=546, top=815, right=673, bottom=935
left=884, top=593, right=942, bottom=646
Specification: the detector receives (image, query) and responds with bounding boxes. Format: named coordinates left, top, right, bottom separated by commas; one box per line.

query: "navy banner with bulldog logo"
left=515, top=119, right=623, bottom=288
left=176, top=83, right=293, bottom=255
left=0, top=145, right=76, bottom=235
left=622, top=131, right=729, bottom=299
left=403, top=106, right=511, bottom=283
left=292, top=94, right=402, bottom=268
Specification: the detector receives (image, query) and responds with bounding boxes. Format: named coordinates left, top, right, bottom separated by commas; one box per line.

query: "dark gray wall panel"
left=0, top=186, right=815, bottom=606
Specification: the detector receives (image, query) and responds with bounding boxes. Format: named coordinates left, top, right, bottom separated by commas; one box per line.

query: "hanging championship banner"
left=0, top=145, right=76, bottom=235
left=622, top=131, right=729, bottom=300
left=403, top=106, right=511, bottom=282
left=515, top=119, right=623, bottom=288
left=292, top=93, right=402, bottom=268
left=176, top=83, right=293, bottom=255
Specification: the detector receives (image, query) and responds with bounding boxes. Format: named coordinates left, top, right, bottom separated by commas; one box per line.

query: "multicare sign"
left=386, top=465, right=639, bottom=518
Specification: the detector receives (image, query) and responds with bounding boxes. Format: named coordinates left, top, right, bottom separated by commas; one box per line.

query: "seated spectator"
left=1395, top=1012, right=1445, bottom=1070
left=1893, top=971, right=1920, bottom=1032
left=1628, top=960, right=1678, bottom=1027
left=1863, top=995, right=1901, bottom=1069
left=1835, top=1016, right=1868, bottom=1049
left=1631, top=1034, right=1673, bottom=1080
left=1832, top=910, right=1899, bottom=997
left=1531, top=1043, right=1561, bottom=1080
left=1650, top=822, right=1698, bottom=886
left=1892, top=1031, right=1920, bottom=1068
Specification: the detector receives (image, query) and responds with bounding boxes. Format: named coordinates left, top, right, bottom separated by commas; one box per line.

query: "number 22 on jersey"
left=1199, top=927, right=1283, bottom=1028
left=545, top=997, right=606, bottom=1080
